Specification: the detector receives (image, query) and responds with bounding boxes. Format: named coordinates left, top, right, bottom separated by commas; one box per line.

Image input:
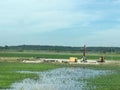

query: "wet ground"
left=8, top=68, right=112, bottom=90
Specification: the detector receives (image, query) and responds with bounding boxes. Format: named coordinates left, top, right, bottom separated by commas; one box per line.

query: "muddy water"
left=9, top=68, right=111, bottom=90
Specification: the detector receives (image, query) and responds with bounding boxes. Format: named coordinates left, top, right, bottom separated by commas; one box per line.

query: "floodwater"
left=8, top=68, right=111, bottom=90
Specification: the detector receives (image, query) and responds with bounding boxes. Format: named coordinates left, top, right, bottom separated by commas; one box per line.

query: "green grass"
left=0, top=62, right=63, bottom=89
left=0, top=51, right=120, bottom=60
left=0, top=52, right=80, bottom=59
left=0, top=71, right=37, bottom=89
left=0, top=62, right=120, bottom=89
left=0, top=51, right=120, bottom=89
left=84, top=64, right=120, bottom=90
left=87, top=73, right=120, bottom=90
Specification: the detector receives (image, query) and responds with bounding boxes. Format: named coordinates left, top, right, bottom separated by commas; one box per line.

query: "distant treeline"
left=0, top=45, right=120, bottom=53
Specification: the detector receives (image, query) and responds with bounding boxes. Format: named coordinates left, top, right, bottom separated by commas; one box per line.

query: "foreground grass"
left=86, top=73, right=120, bottom=90
left=0, top=62, right=120, bottom=90
left=0, top=71, right=37, bottom=89
left=84, top=64, right=120, bottom=90
left=0, top=62, right=63, bottom=89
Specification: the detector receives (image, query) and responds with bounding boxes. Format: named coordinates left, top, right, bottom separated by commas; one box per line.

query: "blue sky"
left=0, top=0, right=120, bottom=47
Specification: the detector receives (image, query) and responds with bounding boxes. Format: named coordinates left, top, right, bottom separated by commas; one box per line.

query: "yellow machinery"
left=69, top=57, right=77, bottom=63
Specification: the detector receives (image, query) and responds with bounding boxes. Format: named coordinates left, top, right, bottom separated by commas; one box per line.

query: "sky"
left=0, top=0, right=120, bottom=47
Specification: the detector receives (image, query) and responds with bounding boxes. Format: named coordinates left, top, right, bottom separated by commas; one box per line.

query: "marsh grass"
left=0, top=60, right=120, bottom=89
left=85, top=64, right=120, bottom=90
left=0, top=62, right=63, bottom=89
left=86, top=73, right=120, bottom=90
left=0, top=71, right=37, bottom=89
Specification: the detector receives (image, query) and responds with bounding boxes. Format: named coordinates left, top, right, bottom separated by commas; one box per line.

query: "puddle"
left=8, top=68, right=112, bottom=90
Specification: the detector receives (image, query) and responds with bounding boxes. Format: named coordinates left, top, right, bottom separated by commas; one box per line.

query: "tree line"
left=0, top=45, right=120, bottom=53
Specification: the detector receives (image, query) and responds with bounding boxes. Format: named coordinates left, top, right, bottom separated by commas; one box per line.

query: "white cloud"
left=80, top=25, right=120, bottom=46
left=0, top=0, right=120, bottom=46
left=0, top=0, right=102, bottom=33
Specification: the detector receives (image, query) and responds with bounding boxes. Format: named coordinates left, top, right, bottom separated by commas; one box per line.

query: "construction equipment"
left=81, top=45, right=87, bottom=62
left=69, top=57, right=77, bottom=63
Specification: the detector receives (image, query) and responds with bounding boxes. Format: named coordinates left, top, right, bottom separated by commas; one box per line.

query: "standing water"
left=9, top=68, right=111, bottom=90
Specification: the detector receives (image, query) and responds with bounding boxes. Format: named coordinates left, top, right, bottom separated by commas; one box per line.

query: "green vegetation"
left=87, top=73, right=120, bottom=90
left=0, top=51, right=120, bottom=60
left=0, top=71, right=37, bottom=89
left=0, top=62, right=120, bottom=90
left=0, top=46, right=120, bottom=89
left=0, top=62, right=63, bottom=89
left=1, top=45, right=120, bottom=54
left=85, top=64, right=120, bottom=90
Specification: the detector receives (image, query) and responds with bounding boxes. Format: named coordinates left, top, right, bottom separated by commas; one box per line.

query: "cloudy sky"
left=0, top=0, right=120, bottom=47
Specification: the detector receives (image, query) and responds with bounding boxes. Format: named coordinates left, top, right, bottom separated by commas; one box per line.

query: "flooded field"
left=9, top=68, right=112, bottom=90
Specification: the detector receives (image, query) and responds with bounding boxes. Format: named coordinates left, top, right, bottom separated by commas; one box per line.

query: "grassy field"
left=0, top=62, right=120, bottom=89
left=0, top=51, right=120, bottom=89
left=85, top=64, right=120, bottom=90
left=0, top=63, right=64, bottom=89
left=0, top=51, right=120, bottom=60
